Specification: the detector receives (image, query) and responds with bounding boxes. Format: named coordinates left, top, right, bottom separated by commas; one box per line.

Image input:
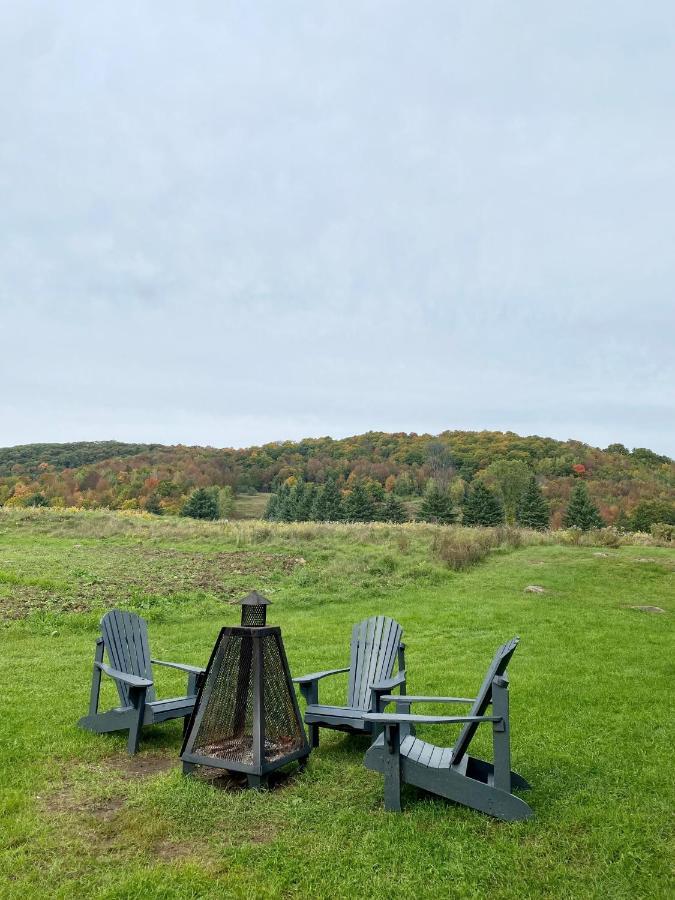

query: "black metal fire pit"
left=180, top=591, right=310, bottom=788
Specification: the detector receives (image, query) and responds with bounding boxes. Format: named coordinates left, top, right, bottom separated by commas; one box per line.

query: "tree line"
left=261, top=474, right=610, bottom=531
left=1, top=431, right=672, bottom=528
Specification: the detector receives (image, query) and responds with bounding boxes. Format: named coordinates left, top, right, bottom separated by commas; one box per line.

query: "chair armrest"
left=371, top=671, right=406, bottom=693
left=151, top=659, right=205, bottom=675
left=363, top=712, right=501, bottom=726
left=292, top=667, right=350, bottom=685
left=95, top=662, right=153, bottom=689
left=379, top=694, right=475, bottom=705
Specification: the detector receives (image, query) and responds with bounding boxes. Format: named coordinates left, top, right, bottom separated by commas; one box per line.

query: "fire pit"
left=180, top=591, right=310, bottom=788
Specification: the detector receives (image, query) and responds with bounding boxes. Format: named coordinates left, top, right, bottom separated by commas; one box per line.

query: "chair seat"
left=148, top=696, right=195, bottom=712
left=147, top=696, right=196, bottom=723
left=304, top=703, right=369, bottom=730
left=371, top=732, right=453, bottom=768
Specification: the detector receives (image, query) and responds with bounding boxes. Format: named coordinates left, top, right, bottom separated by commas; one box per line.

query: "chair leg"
left=309, top=724, right=319, bottom=749
left=383, top=724, right=402, bottom=812
left=126, top=687, right=146, bottom=755
left=492, top=677, right=512, bottom=793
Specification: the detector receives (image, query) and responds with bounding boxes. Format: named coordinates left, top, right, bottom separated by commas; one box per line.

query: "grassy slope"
left=0, top=511, right=673, bottom=899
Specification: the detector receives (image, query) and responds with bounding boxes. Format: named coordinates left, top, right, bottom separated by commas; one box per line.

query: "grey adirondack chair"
left=363, top=637, right=533, bottom=821
left=78, top=609, right=205, bottom=754
left=293, top=615, right=407, bottom=748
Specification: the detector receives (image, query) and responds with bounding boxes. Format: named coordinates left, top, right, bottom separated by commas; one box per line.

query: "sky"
left=1, top=2, right=674, bottom=456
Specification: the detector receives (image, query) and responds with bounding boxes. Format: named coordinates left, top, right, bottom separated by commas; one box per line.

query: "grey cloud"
left=0, top=2, right=673, bottom=454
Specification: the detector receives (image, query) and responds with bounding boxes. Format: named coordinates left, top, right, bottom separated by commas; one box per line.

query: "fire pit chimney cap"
left=238, top=591, right=272, bottom=608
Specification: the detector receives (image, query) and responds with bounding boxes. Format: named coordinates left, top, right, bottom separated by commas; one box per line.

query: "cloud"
left=1, top=2, right=673, bottom=454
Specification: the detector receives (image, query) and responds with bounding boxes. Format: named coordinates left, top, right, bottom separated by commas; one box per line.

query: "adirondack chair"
left=78, top=609, right=206, bottom=754
left=293, top=615, right=407, bottom=748
left=363, top=637, right=533, bottom=821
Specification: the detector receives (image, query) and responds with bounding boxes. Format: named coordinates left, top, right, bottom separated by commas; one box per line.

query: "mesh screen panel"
left=261, top=632, right=306, bottom=762
left=189, top=633, right=256, bottom=764
left=241, top=605, right=267, bottom=627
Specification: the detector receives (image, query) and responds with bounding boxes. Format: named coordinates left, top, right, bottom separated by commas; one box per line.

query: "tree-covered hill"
left=0, top=431, right=672, bottom=528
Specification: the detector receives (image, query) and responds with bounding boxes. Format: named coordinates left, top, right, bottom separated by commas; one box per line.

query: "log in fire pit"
left=180, top=591, right=310, bottom=787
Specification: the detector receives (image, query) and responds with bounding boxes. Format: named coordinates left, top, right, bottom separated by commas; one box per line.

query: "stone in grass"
left=629, top=605, right=666, bottom=614
left=524, top=585, right=546, bottom=594
left=593, top=552, right=609, bottom=557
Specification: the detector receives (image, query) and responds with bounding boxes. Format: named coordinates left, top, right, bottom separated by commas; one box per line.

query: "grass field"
left=0, top=509, right=673, bottom=899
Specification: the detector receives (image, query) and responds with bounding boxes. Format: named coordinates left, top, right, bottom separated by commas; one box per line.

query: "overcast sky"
left=1, top=2, right=673, bottom=456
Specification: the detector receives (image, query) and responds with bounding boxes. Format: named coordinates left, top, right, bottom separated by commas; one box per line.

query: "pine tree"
left=462, top=481, right=504, bottom=526
left=418, top=482, right=457, bottom=524
left=563, top=482, right=604, bottom=530
left=180, top=487, right=218, bottom=520
left=379, top=492, right=407, bottom=523
left=312, top=477, right=343, bottom=521
left=264, top=491, right=280, bottom=520
left=343, top=482, right=375, bottom=522
left=515, top=477, right=549, bottom=530
left=293, top=482, right=314, bottom=521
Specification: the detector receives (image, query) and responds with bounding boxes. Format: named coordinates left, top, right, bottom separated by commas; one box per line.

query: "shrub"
left=651, top=523, right=675, bottom=542
left=431, top=527, right=498, bottom=571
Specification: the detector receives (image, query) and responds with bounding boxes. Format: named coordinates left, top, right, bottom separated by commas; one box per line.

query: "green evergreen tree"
left=311, top=477, right=343, bottom=521
left=418, top=482, right=457, bottom=524
left=343, top=482, right=375, bottom=522
left=379, top=492, right=407, bottom=523
left=277, top=482, right=298, bottom=521
left=181, top=487, right=218, bottom=520
left=215, top=486, right=235, bottom=519
left=145, top=494, right=163, bottom=515
left=264, top=491, right=280, bottom=520
left=462, top=481, right=505, bottom=526
left=293, top=481, right=314, bottom=521
left=563, top=482, right=604, bottom=530
left=515, top=477, right=549, bottom=530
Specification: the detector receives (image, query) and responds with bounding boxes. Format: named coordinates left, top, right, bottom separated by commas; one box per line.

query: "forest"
left=0, top=431, right=673, bottom=530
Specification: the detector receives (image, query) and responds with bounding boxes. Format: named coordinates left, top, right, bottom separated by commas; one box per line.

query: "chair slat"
left=360, top=615, right=385, bottom=707
left=379, top=619, right=402, bottom=681
left=451, top=637, right=519, bottom=764
left=438, top=747, right=453, bottom=768
left=347, top=619, right=368, bottom=707
left=102, top=611, right=130, bottom=706
left=418, top=741, right=435, bottom=767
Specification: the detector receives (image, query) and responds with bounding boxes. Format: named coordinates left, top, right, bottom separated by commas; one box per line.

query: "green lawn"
left=0, top=510, right=673, bottom=898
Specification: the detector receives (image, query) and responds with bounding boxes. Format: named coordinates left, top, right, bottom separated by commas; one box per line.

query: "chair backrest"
left=450, top=637, right=519, bottom=765
left=347, top=616, right=403, bottom=710
left=101, top=610, right=156, bottom=706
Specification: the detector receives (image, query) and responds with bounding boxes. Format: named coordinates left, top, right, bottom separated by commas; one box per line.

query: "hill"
left=0, top=431, right=673, bottom=527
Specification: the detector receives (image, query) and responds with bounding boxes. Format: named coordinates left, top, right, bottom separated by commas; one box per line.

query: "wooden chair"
left=78, top=609, right=205, bottom=754
left=363, top=637, right=533, bottom=821
left=293, top=615, right=407, bottom=748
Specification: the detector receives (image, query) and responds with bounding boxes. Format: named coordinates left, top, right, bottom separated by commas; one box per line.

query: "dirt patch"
left=628, top=605, right=666, bottom=614
left=524, top=585, right=546, bottom=594
left=0, top=546, right=303, bottom=619
left=108, top=752, right=178, bottom=780
left=43, top=788, right=125, bottom=822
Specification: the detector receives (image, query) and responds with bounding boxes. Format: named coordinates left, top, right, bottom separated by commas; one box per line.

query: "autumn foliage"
left=0, top=431, right=672, bottom=527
